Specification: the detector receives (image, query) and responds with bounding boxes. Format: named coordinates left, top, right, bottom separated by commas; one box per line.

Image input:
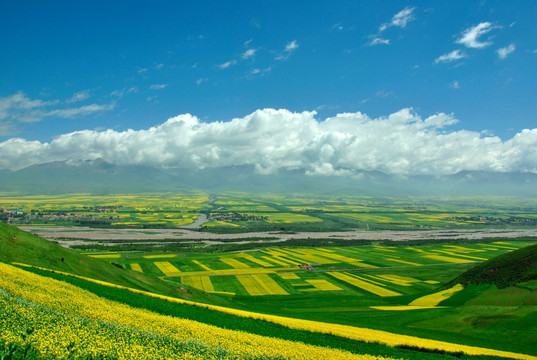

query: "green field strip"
left=423, top=254, right=475, bottom=264
left=430, top=250, right=487, bottom=261
left=373, top=246, right=397, bottom=253
left=278, top=249, right=338, bottom=264
left=328, top=272, right=401, bottom=297
left=262, top=250, right=303, bottom=265
left=173, top=266, right=300, bottom=277
left=442, top=245, right=486, bottom=253
left=237, top=253, right=274, bottom=267
left=490, top=244, right=519, bottom=250
left=261, top=255, right=291, bottom=266
left=265, top=249, right=310, bottom=264
left=345, top=272, right=389, bottom=287
left=191, top=259, right=212, bottom=271
left=385, top=257, right=421, bottom=266
left=220, top=257, right=251, bottom=269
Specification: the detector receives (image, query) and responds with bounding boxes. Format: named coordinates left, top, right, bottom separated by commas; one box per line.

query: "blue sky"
left=1, top=1, right=536, bottom=175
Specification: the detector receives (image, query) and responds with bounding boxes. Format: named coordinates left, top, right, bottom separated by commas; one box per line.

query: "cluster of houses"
left=0, top=207, right=25, bottom=224
left=208, top=212, right=269, bottom=223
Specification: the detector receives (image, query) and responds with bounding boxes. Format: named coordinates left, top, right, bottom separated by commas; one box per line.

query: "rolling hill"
left=443, top=243, right=537, bottom=289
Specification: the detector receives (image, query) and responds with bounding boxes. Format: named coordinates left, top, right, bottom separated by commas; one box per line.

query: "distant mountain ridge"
left=1, top=159, right=537, bottom=196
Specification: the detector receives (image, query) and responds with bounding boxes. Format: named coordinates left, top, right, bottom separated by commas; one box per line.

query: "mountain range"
left=1, top=159, right=537, bottom=196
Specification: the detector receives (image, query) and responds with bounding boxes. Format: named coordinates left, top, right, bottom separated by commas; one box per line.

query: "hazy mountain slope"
left=1, top=159, right=537, bottom=196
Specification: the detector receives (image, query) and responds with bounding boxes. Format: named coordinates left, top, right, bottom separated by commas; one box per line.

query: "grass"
left=443, top=243, right=537, bottom=289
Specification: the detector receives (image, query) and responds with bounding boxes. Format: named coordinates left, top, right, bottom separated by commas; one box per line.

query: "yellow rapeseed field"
left=236, top=274, right=289, bottom=296
left=143, top=254, right=177, bottom=259
left=181, top=276, right=215, bottom=292
left=2, top=262, right=389, bottom=359
left=409, top=284, right=464, bottom=306
left=154, top=261, right=182, bottom=276
left=237, top=252, right=274, bottom=267
left=328, top=272, right=401, bottom=297
left=130, top=263, right=143, bottom=272
left=300, top=279, right=342, bottom=292
left=220, top=257, right=251, bottom=269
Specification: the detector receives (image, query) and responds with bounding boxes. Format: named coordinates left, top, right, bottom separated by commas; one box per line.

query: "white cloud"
left=250, top=67, right=271, bottom=75
left=2, top=108, right=537, bottom=176
left=149, top=84, right=168, bottom=90
left=332, top=23, right=344, bottom=31
left=111, top=87, right=138, bottom=98
left=456, top=22, right=496, bottom=49
left=285, top=40, right=299, bottom=52
left=0, top=92, right=114, bottom=133
left=242, top=48, right=257, bottom=59
left=434, top=50, right=467, bottom=64
left=369, top=37, right=390, bottom=46
left=276, top=40, right=299, bottom=60
left=45, top=103, right=115, bottom=118
left=217, top=60, right=237, bottom=69
left=449, top=81, right=460, bottom=89
left=196, top=78, right=208, bottom=85
left=67, top=90, right=91, bottom=103
left=497, top=43, right=516, bottom=59
left=380, top=7, right=415, bottom=32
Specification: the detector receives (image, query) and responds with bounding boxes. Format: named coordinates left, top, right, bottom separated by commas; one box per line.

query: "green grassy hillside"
left=443, top=243, right=537, bottom=289
left=0, top=222, right=209, bottom=301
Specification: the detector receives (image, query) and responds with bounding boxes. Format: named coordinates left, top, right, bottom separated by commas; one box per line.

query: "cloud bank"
left=1, top=108, right=537, bottom=175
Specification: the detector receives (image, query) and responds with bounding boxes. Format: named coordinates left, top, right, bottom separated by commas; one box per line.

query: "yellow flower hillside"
left=0, top=262, right=392, bottom=360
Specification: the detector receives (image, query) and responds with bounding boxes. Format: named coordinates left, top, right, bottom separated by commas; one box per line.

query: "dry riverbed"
left=18, top=226, right=537, bottom=248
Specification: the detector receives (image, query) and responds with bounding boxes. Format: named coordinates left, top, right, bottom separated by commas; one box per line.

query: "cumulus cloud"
left=497, top=43, right=516, bottom=59
left=456, top=22, right=496, bottom=49
left=434, top=49, right=467, bottom=64
left=1, top=108, right=537, bottom=175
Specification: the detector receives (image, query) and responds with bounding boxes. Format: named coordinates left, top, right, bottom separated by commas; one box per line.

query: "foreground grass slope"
left=0, top=223, right=217, bottom=303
